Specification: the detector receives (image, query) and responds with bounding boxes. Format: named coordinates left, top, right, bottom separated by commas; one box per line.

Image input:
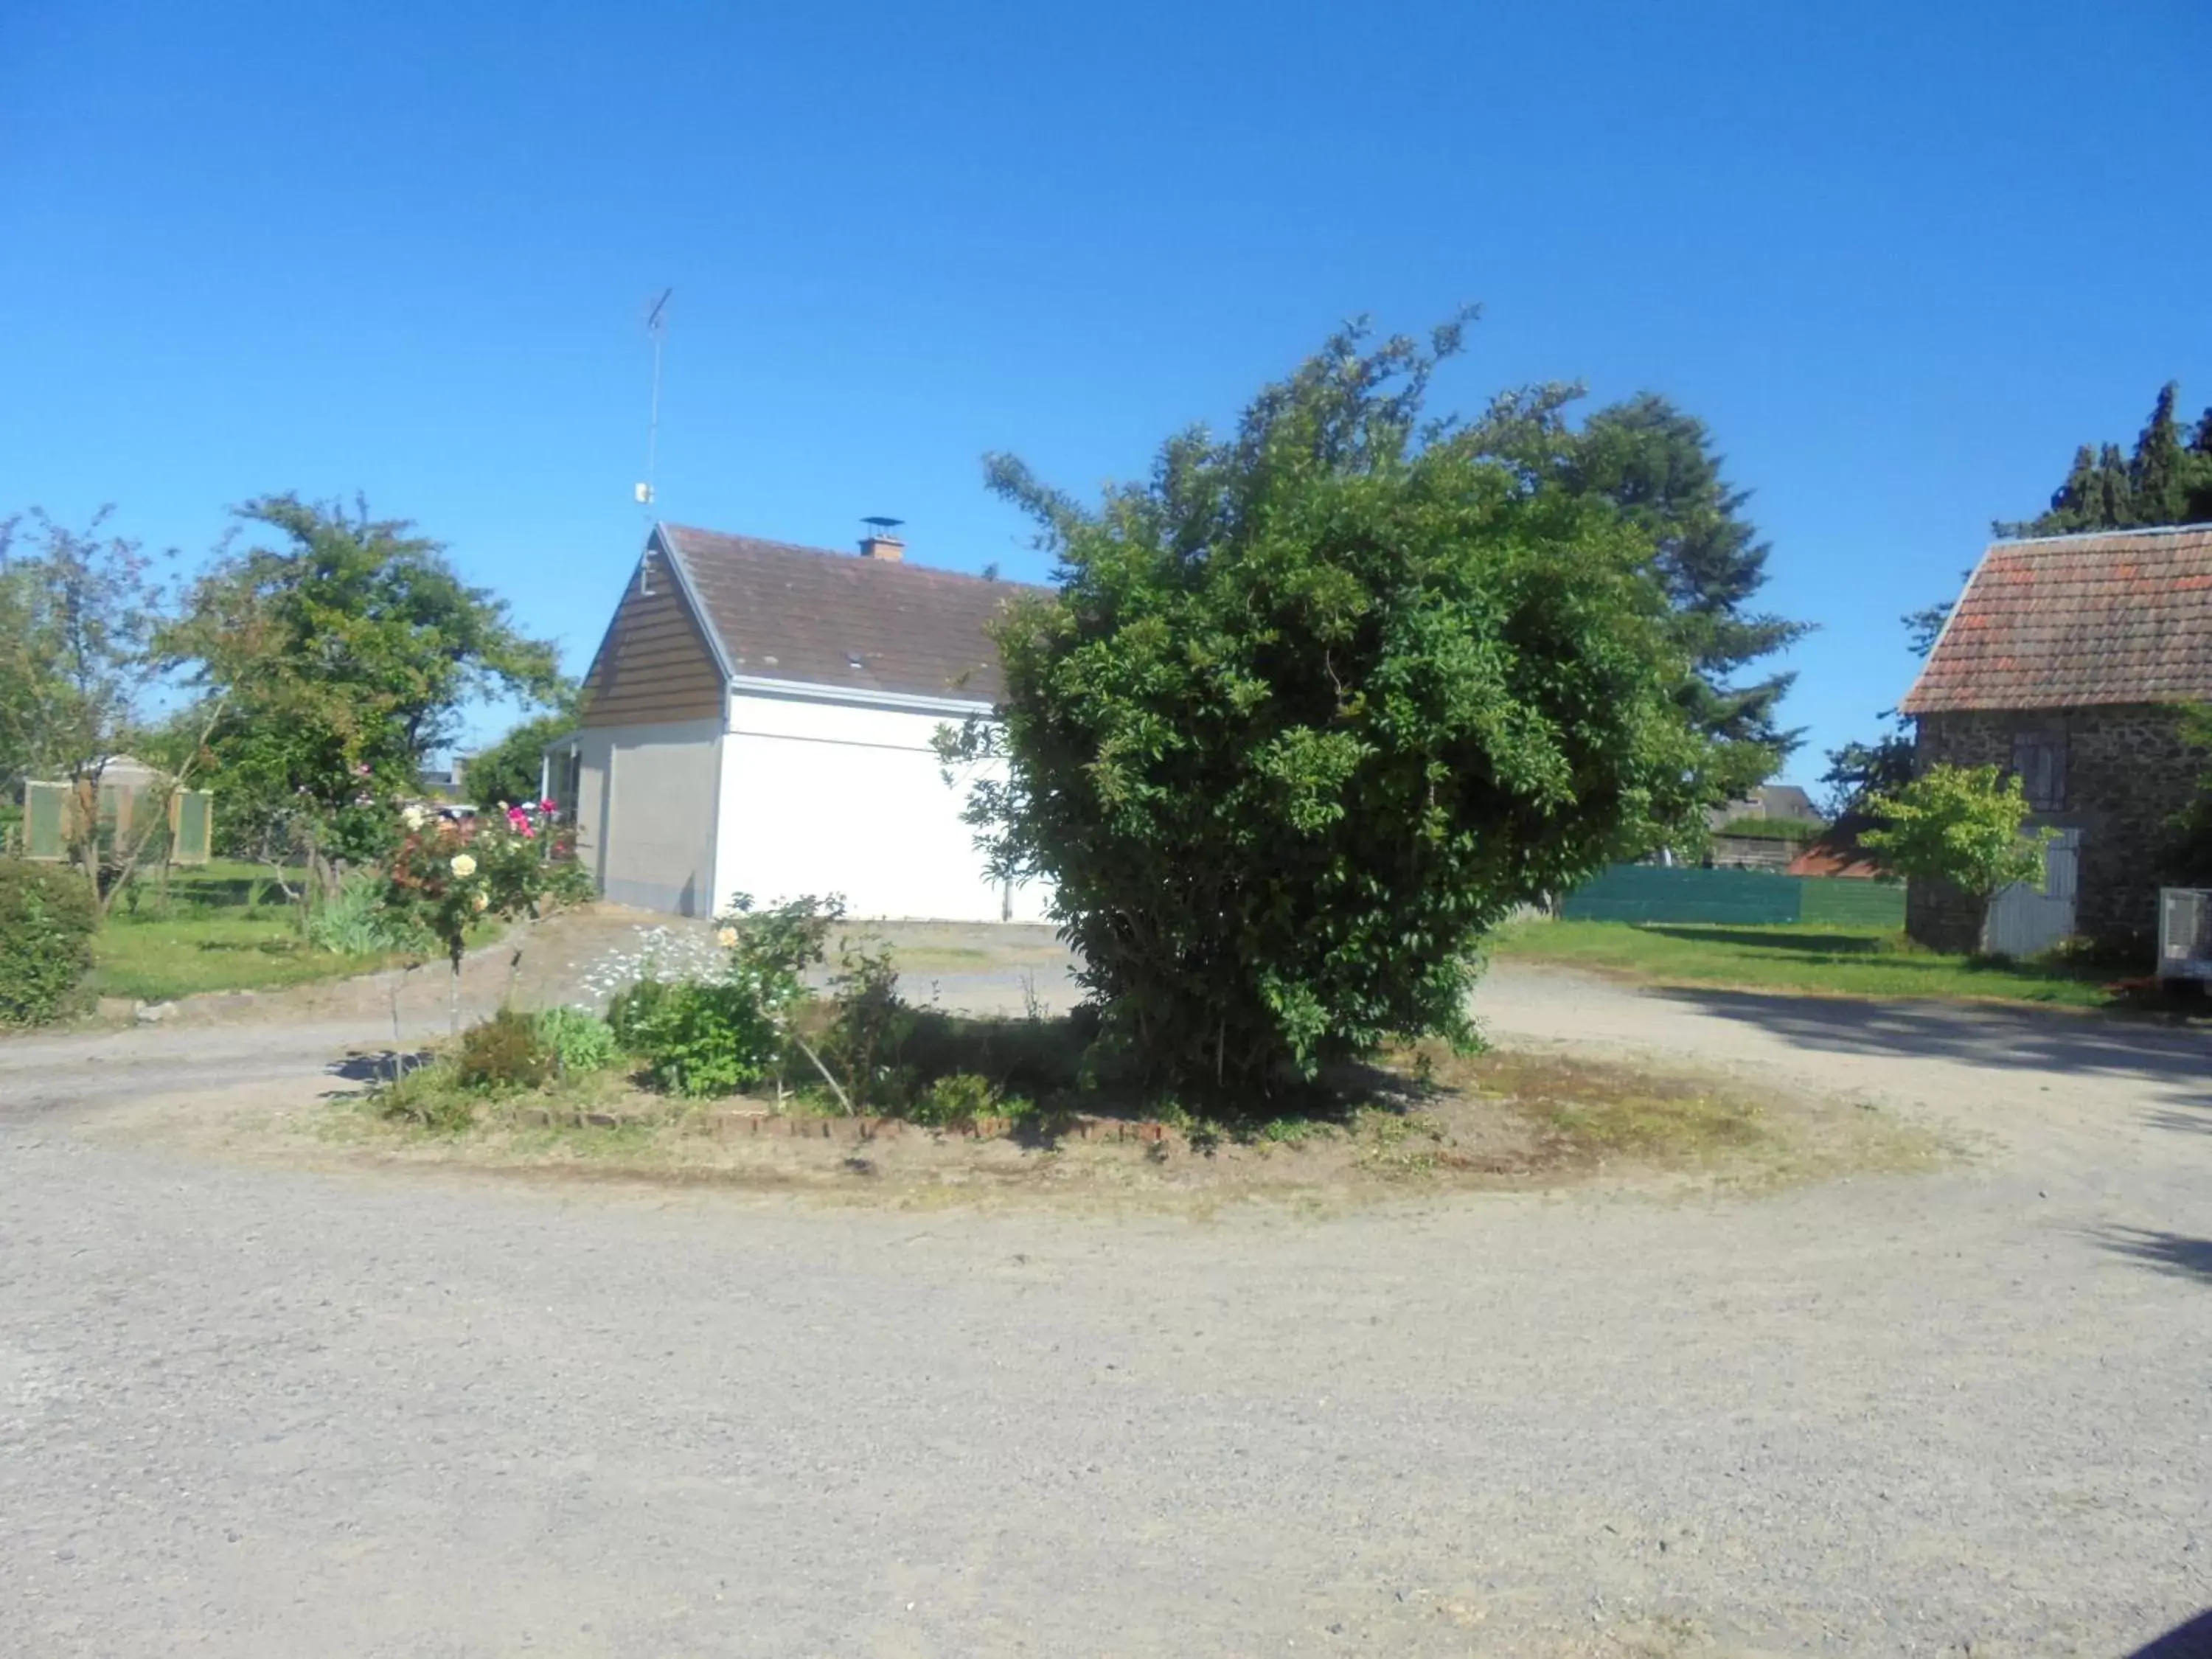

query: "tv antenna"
left=635, top=288, right=672, bottom=511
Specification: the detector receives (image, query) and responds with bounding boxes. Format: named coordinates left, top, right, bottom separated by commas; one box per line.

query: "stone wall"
left=1907, top=703, right=2200, bottom=952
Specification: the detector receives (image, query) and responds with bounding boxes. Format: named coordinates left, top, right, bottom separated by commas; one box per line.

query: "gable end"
left=579, top=552, right=727, bottom=728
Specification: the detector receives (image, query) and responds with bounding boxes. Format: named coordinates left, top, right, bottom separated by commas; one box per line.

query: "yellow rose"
left=470, top=891, right=490, bottom=912
left=450, top=853, right=477, bottom=877
left=716, top=926, right=738, bottom=948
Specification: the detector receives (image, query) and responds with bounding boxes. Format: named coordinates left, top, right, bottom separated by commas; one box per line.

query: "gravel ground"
left=2, top=919, right=2209, bottom=1657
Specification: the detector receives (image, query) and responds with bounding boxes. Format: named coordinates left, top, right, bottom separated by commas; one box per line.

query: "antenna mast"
left=636, top=288, right=672, bottom=513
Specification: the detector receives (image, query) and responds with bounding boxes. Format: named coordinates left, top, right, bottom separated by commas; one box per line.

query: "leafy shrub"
left=908, top=1071, right=1000, bottom=1127
left=307, top=871, right=419, bottom=955
left=942, top=322, right=1708, bottom=1102
left=543, top=858, right=599, bottom=909
left=626, top=981, right=779, bottom=1098
left=1863, top=764, right=2051, bottom=905
left=0, top=859, right=97, bottom=1026
left=376, top=1062, right=478, bottom=1132
left=452, top=1008, right=554, bottom=1095
left=608, top=975, right=674, bottom=1048
left=824, top=933, right=915, bottom=1111
left=536, top=1006, right=620, bottom=1074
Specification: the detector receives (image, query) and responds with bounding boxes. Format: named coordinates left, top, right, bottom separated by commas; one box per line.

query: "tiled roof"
left=1899, top=526, right=2212, bottom=714
left=658, top=524, right=1046, bottom=706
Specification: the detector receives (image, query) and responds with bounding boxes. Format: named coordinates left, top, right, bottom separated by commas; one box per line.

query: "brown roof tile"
left=658, top=524, right=1046, bottom=706
left=1899, top=526, right=2212, bottom=714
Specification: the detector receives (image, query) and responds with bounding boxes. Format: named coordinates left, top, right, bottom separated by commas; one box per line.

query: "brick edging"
left=511, top=1107, right=1175, bottom=1144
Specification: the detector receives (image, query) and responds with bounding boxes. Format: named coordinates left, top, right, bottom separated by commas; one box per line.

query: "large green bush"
left=945, top=323, right=1708, bottom=1101
left=625, top=981, right=780, bottom=1098
left=0, top=859, right=98, bottom=1025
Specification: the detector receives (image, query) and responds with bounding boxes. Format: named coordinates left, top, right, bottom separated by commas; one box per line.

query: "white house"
left=550, top=521, right=1051, bottom=923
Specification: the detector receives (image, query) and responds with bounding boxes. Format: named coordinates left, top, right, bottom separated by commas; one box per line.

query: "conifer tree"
left=2000, top=381, right=2211, bottom=535
left=2128, top=382, right=2188, bottom=526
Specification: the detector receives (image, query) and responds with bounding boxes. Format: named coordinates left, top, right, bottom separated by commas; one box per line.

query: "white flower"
left=400, top=804, right=428, bottom=830
left=470, top=891, right=490, bottom=912
left=716, top=926, right=738, bottom=948
left=450, top=853, right=477, bottom=877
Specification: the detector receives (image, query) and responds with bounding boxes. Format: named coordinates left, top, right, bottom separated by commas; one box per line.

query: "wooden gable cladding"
left=580, top=561, right=726, bottom=728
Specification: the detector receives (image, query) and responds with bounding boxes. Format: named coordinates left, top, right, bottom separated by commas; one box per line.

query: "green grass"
left=90, top=914, right=393, bottom=1001
left=88, top=859, right=397, bottom=1002
left=1492, top=919, right=2120, bottom=1008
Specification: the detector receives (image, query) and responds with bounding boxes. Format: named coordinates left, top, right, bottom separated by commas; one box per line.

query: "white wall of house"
left=714, top=688, right=1051, bottom=923
left=576, top=717, right=725, bottom=917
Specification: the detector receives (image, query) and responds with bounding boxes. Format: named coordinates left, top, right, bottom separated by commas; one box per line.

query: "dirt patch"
left=279, top=1040, right=1941, bottom=1213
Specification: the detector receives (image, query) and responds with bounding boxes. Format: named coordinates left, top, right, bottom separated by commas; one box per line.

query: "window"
left=2011, top=728, right=2066, bottom=811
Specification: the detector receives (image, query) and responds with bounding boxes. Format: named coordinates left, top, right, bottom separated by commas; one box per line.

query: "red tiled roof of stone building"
left=1899, top=526, right=2212, bottom=714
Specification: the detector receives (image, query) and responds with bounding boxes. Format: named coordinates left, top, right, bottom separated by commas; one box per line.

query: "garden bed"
left=316, top=1038, right=1939, bottom=1208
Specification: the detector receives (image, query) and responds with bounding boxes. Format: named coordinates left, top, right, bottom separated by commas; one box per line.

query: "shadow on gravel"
left=2096, top=1228, right=2212, bottom=1287
left=1654, top=987, right=2212, bottom=1110
left=326, top=1051, right=435, bottom=1088
left=2127, top=1607, right=2212, bottom=1658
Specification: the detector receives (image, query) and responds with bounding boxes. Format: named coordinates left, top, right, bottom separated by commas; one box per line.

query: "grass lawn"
left=88, top=859, right=392, bottom=1003
left=90, top=914, right=393, bottom=1002
left=1491, top=919, right=2124, bottom=1009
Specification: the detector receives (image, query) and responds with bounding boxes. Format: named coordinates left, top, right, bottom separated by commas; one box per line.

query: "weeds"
left=452, top=1008, right=554, bottom=1095
left=307, top=872, right=421, bottom=956
left=536, top=1006, right=621, bottom=1076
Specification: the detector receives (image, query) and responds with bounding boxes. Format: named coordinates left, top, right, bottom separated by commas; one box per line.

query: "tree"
left=2129, top=382, right=2190, bottom=526
left=166, top=496, right=566, bottom=888
left=1999, top=382, right=2212, bottom=535
left=1818, top=733, right=1916, bottom=820
left=1862, top=764, right=2050, bottom=942
left=1902, top=582, right=1967, bottom=660
left=1551, top=394, right=1808, bottom=796
left=1819, top=579, right=1961, bottom=817
left=1458, top=386, right=1806, bottom=799
left=0, top=509, right=164, bottom=793
left=948, top=321, right=1709, bottom=1102
left=462, top=712, right=574, bottom=812
left=2167, top=706, right=2212, bottom=886
left=0, top=508, right=212, bottom=912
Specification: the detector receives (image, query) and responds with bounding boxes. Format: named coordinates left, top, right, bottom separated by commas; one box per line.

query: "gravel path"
left=3, top=927, right=2209, bottom=1657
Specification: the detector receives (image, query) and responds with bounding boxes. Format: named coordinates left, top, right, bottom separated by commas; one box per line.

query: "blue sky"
left=4, top=0, right=2208, bottom=787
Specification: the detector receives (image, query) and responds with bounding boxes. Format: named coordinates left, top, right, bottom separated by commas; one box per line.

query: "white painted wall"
left=714, top=689, right=1052, bottom=922
left=577, top=717, right=725, bottom=916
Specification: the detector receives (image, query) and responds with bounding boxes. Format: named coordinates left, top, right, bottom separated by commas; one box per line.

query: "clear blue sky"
left=4, top=1, right=2208, bottom=786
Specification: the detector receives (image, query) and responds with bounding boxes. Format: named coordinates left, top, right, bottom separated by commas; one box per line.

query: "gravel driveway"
left=2, top=925, right=2208, bottom=1657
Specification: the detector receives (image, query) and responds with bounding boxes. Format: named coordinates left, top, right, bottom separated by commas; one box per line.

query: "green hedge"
left=1562, top=865, right=1904, bottom=928
left=1712, top=815, right=1822, bottom=842
left=0, top=859, right=97, bottom=1025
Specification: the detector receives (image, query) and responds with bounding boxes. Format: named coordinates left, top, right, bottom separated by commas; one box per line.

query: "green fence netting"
left=1562, top=865, right=1903, bottom=928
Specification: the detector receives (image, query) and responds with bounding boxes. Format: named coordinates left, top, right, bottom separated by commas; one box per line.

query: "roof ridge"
left=663, top=522, right=1044, bottom=590
left=1989, top=522, right=2212, bottom=549
left=1901, top=521, right=2212, bottom=715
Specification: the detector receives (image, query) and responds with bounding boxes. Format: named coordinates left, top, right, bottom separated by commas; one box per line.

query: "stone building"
left=1897, top=526, right=2212, bottom=953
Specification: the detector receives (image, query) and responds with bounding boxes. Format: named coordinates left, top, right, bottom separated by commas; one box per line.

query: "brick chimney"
left=858, top=516, right=905, bottom=561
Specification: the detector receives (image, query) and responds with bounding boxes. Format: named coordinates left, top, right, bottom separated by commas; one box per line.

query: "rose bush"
left=382, top=801, right=591, bottom=1027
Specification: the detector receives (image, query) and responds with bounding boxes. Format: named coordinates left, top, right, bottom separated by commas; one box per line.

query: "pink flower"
left=540, top=799, right=557, bottom=813
left=353, top=762, right=372, bottom=776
